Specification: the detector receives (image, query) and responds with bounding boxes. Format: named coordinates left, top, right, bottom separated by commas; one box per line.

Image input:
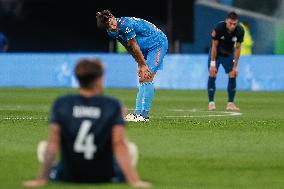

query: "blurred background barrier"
left=0, top=53, right=283, bottom=91
left=182, top=1, right=283, bottom=54
left=1, top=0, right=284, bottom=54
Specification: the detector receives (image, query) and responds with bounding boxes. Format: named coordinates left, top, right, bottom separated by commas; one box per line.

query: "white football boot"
left=125, top=113, right=137, bottom=122
left=125, top=113, right=149, bottom=122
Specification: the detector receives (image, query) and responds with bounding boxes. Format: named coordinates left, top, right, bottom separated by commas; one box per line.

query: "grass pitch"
left=0, top=88, right=284, bottom=189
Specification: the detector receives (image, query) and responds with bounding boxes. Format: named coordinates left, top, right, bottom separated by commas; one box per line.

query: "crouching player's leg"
left=227, top=71, right=240, bottom=110
left=126, top=41, right=168, bottom=122
left=221, top=55, right=240, bottom=111
left=139, top=41, right=168, bottom=121
left=207, top=50, right=220, bottom=111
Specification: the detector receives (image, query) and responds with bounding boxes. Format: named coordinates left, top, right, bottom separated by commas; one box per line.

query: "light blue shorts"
left=144, top=40, right=168, bottom=73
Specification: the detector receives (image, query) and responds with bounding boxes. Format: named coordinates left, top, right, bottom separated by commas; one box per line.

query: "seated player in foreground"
left=23, top=59, right=151, bottom=188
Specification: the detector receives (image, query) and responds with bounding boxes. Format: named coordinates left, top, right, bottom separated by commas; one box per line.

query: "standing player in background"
left=0, top=32, right=8, bottom=52
left=23, top=59, right=151, bottom=188
left=96, top=10, right=168, bottom=122
left=208, top=12, right=244, bottom=111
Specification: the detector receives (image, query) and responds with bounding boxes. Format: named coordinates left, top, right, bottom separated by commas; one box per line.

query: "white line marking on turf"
left=127, top=108, right=242, bottom=118
left=0, top=105, right=49, bottom=111
left=165, top=109, right=242, bottom=118
left=3, top=117, right=47, bottom=120
left=2, top=109, right=241, bottom=121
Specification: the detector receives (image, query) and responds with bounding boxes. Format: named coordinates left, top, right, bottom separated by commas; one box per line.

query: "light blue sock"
left=135, top=84, right=144, bottom=115
left=141, top=82, right=154, bottom=118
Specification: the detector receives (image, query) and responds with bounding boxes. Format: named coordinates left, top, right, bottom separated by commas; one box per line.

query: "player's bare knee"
left=37, top=140, right=48, bottom=163
left=127, top=142, right=139, bottom=167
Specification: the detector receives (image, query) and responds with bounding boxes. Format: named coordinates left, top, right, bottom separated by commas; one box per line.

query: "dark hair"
left=96, top=10, right=115, bottom=28
left=227, top=11, right=238, bottom=20
left=75, top=59, right=104, bottom=89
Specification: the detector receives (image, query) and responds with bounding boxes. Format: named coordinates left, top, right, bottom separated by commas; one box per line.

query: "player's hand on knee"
left=138, top=75, right=144, bottom=83
left=138, top=65, right=151, bottom=80
left=138, top=72, right=147, bottom=83
left=209, top=66, right=217, bottom=77
left=230, top=66, right=238, bottom=77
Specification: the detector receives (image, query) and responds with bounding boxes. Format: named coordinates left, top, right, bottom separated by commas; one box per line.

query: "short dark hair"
left=227, top=11, right=238, bottom=20
left=75, top=59, right=104, bottom=89
left=96, top=10, right=115, bottom=29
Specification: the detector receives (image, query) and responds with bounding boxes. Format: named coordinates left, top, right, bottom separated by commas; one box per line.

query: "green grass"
left=0, top=88, right=284, bottom=189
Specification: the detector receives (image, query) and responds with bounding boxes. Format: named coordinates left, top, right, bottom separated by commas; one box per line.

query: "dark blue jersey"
left=49, top=94, right=125, bottom=183
left=0, top=32, right=7, bottom=52
left=211, top=21, right=244, bottom=56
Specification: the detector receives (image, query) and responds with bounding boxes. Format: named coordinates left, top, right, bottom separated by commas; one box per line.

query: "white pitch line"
left=3, top=117, right=47, bottom=120
left=165, top=114, right=241, bottom=118
left=0, top=105, right=49, bottom=111
left=170, top=109, right=199, bottom=112
left=165, top=109, right=242, bottom=118
left=1, top=109, right=241, bottom=121
left=126, top=108, right=242, bottom=118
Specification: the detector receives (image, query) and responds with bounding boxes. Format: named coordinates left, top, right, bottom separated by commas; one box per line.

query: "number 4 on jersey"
left=74, top=120, right=97, bottom=160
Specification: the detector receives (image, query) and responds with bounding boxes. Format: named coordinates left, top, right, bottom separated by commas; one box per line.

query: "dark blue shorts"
left=208, top=49, right=234, bottom=74
left=111, top=159, right=125, bottom=183
left=49, top=160, right=125, bottom=183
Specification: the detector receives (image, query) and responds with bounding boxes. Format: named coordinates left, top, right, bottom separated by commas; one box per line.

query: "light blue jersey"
left=107, top=17, right=167, bottom=53
left=107, top=17, right=168, bottom=73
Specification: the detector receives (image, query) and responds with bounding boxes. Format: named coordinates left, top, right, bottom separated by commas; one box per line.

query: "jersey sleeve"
left=119, top=19, right=136, bottom=41
left=211, top=25, right=222, bottom=40
left=3, top=35, right=8, bottom=45
left=112, top=101, right=126, bottom=127
left=49, top=98, right=62, bottom=125
left=237, top=25, right=245, bottom=43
